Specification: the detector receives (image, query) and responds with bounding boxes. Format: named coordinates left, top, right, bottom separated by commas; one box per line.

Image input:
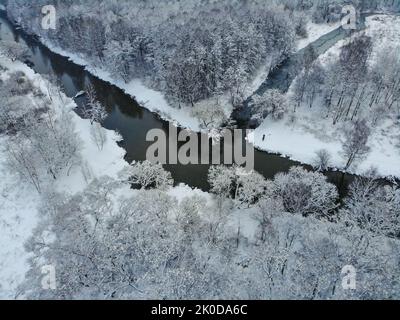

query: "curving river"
left=0, top=10, right=358, bottom=197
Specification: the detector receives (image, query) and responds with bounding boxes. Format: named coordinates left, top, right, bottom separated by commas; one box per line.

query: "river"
left=0, top=10, right=357, bottom=197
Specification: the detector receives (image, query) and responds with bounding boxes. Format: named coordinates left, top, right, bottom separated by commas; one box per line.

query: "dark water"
left=0, top=11, right=356, bottom=196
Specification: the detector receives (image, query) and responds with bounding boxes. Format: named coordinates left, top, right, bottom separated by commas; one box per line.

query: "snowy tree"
left=342, top=119, right=371, bottom=170
left=252, top=89, right=288, bottom=124
left=294, top=12, right=309, bottom=38
left=84, top=84, right=108, bottom=125
left=208, top=165, right=238, bottom=199
left=23, top=180, right=196, bottom=299
left=176, top=195, right=205, bottom=242
left=304, top=62, right=326, bottom=109
left=313, top=149, right=332, bottom=171
left=208, top=166, right=269, bottom=208
left=123, top=161, right=173, bottom=191
left=6, top=0, right=298, bottom=108
left=20, top=108, right=81, bottom=181
left=236, top=171, right=268, bottom=207
left=104, top=40, right=135, bottom=83
left=4, top=105, right=81, bottom=190
left=293, top=46, right=318, bottom=108
left=272, top=167, right=339, bottom=219
left=90, top=122, right=107, bottom=151
left=3, top=71, right=34, bottom=96
left=4, top=136, right=43, bottom=193
left=341, top=176, right=400, bottom=238
left=224, top=64, right=249, bottom=107
left=333, top=36, right=373, bottom=124
left=255, top=193, right=284, bottom=242
left=191, top=101, right=227, bottom=129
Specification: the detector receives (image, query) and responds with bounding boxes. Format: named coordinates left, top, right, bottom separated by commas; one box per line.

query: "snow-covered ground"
left=365, top=14, right=400, bottom=61
left=249, top=15, right=400, bottom=179
left=297, top=21, right=342, bottom=51
left=0, top=137, right=39, bottom=299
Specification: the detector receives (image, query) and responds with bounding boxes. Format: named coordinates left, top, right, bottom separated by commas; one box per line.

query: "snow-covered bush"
left=176, top=195, right=206, bottom=237
left=208, top=165, right=269, bottom=207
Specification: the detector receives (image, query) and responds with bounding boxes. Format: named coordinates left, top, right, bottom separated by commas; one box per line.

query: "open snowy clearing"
left=0, top=136, right=39, bottom=299
left=249, top=15, right=400, bottom=179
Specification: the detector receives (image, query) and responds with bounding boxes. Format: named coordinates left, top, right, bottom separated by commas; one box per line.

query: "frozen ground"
left=249, top=15, right=400, bottom=179
left=0, top=137, right=39, bottom=299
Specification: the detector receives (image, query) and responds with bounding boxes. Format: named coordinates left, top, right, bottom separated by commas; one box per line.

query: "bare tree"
left=313, top=149, right=331, bottom=172
left=342, top=119, right=371, bottom=170
left=84, top=84, right=108, bottom=124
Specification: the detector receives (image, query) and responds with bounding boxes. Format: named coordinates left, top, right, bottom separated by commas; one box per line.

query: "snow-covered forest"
left=1, top=0, right=400, bottom=301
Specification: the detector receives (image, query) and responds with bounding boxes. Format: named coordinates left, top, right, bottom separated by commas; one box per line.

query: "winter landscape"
left=0, top=0, right=399, bottom=301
